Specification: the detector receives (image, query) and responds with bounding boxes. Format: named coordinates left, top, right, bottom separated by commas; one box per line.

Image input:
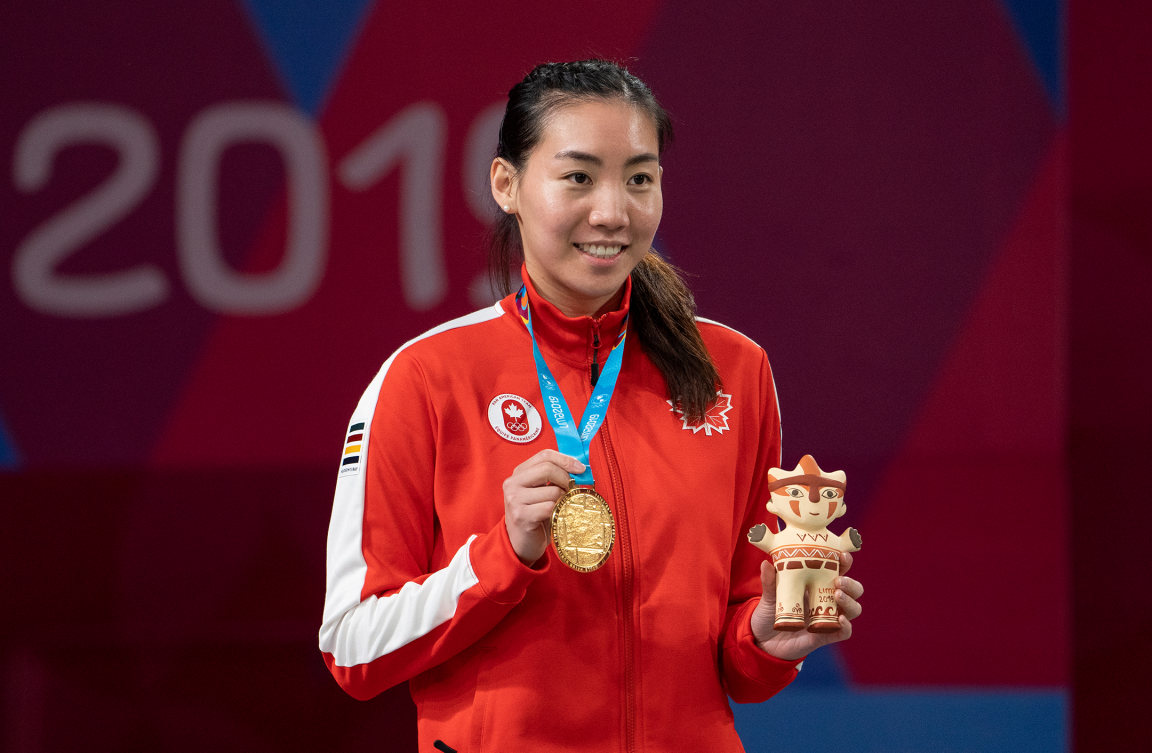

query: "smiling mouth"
left=808, top=512, right=821, bottom=515
left=576, top=243, right=625, bottom=259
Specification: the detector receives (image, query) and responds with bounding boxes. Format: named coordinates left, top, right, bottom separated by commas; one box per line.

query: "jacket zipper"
left=600, top=423, right=635, bottom=752
left=590, top=322, right=601, bottom=386
left=588, top=317, right=634, bottom=750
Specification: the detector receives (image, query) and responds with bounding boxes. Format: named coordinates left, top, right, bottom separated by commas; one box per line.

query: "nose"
left=588, top=184, right=628, bottom=230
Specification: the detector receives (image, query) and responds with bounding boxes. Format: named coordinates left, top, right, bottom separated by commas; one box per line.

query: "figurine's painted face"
left=771, top=484, right=844, bottom=530
left=765, top=455, right=847, bottom=532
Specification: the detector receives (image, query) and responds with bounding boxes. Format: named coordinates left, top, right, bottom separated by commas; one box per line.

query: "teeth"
left=578, top=243, right=623, bottom=258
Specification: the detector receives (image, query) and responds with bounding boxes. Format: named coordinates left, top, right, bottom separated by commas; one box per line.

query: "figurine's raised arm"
left=837, top=526, right=862, bottom=553
left=747, top=522, right=775, bottom=553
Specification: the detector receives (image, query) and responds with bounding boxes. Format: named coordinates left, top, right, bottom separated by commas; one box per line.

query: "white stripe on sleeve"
left=326, top=536, right=479, bottom=667
left=318, top=303, right=504, bottom=666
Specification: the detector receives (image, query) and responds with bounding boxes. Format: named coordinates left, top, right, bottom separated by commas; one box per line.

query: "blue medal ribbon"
left=517, top=286, right=627, bottom=487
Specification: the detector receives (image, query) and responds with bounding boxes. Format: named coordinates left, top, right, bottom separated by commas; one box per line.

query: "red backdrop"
left=1, top=1, right=1142, bottom=750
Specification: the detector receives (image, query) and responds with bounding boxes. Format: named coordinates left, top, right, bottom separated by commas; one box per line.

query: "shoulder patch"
left=338, top=421, right=365, bottom=477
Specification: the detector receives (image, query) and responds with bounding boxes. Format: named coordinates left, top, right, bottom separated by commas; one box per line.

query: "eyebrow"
left=553, top=150, right=659, bottom=167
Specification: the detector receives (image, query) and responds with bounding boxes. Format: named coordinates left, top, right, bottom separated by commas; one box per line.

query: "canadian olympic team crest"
left=487, top=394, right=543, bottom=443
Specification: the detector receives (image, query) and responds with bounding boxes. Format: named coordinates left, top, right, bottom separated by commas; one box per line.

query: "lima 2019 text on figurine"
left=747, top=455, right=862, bottom=633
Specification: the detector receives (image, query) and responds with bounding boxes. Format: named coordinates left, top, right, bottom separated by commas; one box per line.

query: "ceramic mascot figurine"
left=747, top=455, right=862, bottom=633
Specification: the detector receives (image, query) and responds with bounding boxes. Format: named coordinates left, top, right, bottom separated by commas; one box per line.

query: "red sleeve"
left=319, top=348, right=547, bottom=700
left=718, top=350, right=804, bottom=703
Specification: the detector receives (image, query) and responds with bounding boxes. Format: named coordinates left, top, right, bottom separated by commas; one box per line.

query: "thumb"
left=750, top=560, right=779, bottom=644
left=759, top=560, right=777, bottom=607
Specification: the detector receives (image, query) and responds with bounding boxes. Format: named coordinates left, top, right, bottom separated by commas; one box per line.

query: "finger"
left=815, top=614, right=855, bottom=647
left=834, top=576, right=863, bottom=601
left=838, top=551, right=853, bottom=577
left=515, top=450, right=585, bottom=476
left=836, top=591, right=862, bottom=621
left=507, top=485, right=565, bottom=513
left=514, top=461, right=575, bottom=491
left=507, top=505, right=560, bottom=532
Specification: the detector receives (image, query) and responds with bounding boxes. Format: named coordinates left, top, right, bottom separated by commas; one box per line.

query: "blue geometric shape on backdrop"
left=0, top=411, right=21, bottom=470
left=787, top=644, right=850, bottom=690
left=239, top=0, right=377, bottom=115
left=999, top=0, right=1065, bottom=115
left=733, top=689, right=1067, bottom=753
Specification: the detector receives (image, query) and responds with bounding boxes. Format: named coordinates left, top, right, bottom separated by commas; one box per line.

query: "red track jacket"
left=320, top=272, right=801, bottom=751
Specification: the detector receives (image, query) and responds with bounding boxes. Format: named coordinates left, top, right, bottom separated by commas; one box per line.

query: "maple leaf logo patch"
left=668, top=391, right=734, bottom=436
left=488, top=394, right=542, bottom=443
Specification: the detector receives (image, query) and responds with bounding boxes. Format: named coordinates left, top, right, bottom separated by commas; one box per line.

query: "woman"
left=319, top=60, right=863, bottom=751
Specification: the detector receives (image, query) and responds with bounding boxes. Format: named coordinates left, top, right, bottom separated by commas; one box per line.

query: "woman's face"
left=494, top=99, right=663, bottom=318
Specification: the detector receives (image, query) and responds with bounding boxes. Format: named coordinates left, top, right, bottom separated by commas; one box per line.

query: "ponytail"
left=628, top=251, right=721, bottom=422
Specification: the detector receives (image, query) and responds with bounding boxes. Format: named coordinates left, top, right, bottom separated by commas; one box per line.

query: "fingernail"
left=573, top=460, right=586, bottom=471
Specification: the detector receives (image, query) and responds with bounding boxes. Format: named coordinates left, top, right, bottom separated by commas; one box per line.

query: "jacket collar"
left=502, top=263, right=631, bottom=368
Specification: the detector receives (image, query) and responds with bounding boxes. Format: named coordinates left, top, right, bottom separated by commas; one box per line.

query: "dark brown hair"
left=487, top=59, right=721, bottom=422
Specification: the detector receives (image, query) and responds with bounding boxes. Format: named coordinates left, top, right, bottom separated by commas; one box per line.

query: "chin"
left=578, top=278, right=628, bottom=299
left=566, top=267, right=630, bottom=296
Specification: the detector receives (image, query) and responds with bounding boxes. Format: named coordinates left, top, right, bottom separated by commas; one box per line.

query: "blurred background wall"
left=0, top=1, right=1145, bottom=751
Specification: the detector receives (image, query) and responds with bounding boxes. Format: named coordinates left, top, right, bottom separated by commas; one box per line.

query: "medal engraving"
left=551, top=483, right=615, bottom=572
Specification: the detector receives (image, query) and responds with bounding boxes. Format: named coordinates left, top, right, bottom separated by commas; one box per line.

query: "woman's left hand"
left=749, top=552, right=864, bottom=662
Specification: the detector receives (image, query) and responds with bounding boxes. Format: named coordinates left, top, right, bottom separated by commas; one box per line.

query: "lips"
left=576, top=243, right=625, bottom=259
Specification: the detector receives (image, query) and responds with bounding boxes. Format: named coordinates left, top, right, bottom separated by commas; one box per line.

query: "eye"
left=788, top=487, right=803, bottom=498
left=821, top=488, right=838, bottom=499
left=567, top=172, right=591, bottom=185
left=628, top=173, right=652, bottom=185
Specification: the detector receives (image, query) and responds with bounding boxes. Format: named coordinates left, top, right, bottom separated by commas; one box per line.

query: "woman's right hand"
left=502, top=450, right=585, bottom=565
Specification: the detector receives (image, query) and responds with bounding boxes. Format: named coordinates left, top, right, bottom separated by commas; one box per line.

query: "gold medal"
left=551, top=480, right=615, bottom=572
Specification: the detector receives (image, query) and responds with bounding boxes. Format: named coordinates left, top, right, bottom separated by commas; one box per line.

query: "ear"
left=491, top=158, right=516, bottom=213
left=834, top=502, right=847, bottom=520
left=765, top=496, right=781, bottom=515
